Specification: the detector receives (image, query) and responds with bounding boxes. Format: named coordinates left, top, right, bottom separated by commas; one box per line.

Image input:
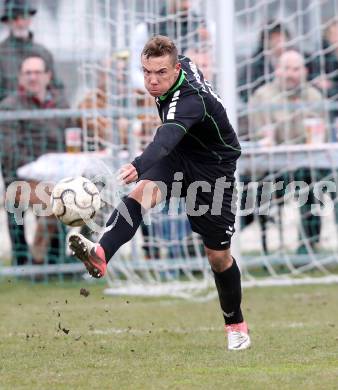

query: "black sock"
left=99, top=197, right=144, bottom=261
left=213, top=258, right=244, bottom=325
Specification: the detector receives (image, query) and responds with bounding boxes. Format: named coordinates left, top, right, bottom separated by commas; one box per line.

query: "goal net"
left=102, top=0, right=338, bottom=295
left=0, top=0, right=337, bottom=294
left=235, top=0, right=338, bottom=286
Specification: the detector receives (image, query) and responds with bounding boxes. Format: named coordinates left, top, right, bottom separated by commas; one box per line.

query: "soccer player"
left=69, top=36, right=250, bottom=351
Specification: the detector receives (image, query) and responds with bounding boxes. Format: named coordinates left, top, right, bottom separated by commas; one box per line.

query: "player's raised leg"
left=205, top=246, right=251, bottom=351
left=69, top=180, right=162, bottom=278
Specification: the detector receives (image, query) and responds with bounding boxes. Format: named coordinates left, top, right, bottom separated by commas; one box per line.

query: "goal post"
left=213, top=0, right=241, bottom=263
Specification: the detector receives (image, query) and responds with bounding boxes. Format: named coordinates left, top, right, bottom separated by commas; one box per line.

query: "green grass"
left=0, top=281, right=337, bottom=390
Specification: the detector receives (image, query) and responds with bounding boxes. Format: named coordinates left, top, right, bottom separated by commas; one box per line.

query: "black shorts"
left=139, top=150, right=238, bottom=250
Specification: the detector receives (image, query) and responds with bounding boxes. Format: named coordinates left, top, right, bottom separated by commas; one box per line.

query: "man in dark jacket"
left=0, top=54, right=71, bottom=265
left=237, top=22, right=291, bottom=103
left=311, top=19, right=338, bottom=124
left=0, top=0, right=62, bottom=101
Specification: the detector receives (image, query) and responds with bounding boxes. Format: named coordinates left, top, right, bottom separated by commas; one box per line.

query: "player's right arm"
left=130, top=90, right=205, bottom=177
left=118, top=122, right=186, bottom=184
left=130, top=122, right=186, bottom=177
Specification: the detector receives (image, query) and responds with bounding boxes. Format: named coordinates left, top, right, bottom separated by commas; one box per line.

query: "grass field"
left=0, top=280, right=337, bottom=390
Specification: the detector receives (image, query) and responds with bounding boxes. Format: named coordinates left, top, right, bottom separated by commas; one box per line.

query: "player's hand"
left=117, top=163, right=138, bottom=184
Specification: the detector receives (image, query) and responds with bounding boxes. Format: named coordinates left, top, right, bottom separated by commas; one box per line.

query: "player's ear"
left=275, top=65, right=282, bottom=79
left=45, top=70, right=52, bottom=84
left=175, top=62, right=181, bottom=73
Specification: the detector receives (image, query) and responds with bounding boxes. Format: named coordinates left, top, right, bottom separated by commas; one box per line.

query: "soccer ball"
left=51, top=176, right=101, bottom=226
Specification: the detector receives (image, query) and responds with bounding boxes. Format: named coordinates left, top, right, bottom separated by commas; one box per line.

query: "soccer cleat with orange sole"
left=68, top=233, right=107, bottom=278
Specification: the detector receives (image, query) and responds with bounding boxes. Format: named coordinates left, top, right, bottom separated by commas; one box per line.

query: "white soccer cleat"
left=225, top=321, right=251, bottom=351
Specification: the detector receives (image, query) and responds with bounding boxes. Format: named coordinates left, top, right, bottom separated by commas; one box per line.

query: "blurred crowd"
left=237, top=19, right=338, bottom=254
left=0, top=0, right=338, bottom=266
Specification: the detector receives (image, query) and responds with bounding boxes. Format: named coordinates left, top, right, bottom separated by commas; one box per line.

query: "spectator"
left=312, top=18, right=338, bottom=126
left=238, top=21, right=291, bottom=103
left=249, top=50, right=324, bottom=145
left=77, top=55, right=118, bottom=151
left=184, top=46, right=214, bottom=82
left=248, top=50, right=325, bottom=253
left=0, top=55, right=71, bottom=265
left=312, top=19, right=338, bottom=100
left=0, top=0, right=62, bottom=102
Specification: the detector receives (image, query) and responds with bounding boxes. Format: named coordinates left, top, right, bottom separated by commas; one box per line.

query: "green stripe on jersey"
left=165, top=122, right=187, bottom=133
left=159, top=71, right=186, bottom=101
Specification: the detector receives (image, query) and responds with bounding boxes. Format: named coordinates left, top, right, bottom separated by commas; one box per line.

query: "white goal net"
left=235, top=0, right=338, bottom=286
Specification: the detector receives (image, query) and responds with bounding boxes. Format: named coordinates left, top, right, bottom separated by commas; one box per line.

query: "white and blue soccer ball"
left=51, top=176, right=101, bottom=226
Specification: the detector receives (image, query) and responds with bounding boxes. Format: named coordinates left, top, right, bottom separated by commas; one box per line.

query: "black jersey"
left=132, top=55, right=241, bottom=176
